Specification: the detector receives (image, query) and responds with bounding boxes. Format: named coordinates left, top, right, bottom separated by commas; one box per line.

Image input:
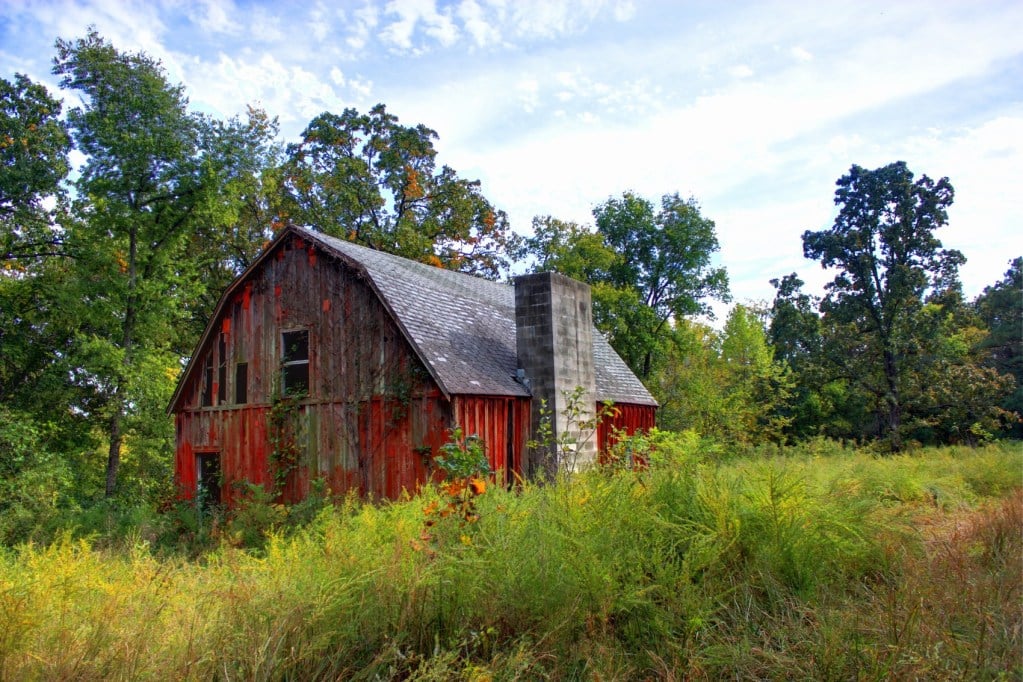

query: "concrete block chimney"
left=514, top=272, right=597, bottom=476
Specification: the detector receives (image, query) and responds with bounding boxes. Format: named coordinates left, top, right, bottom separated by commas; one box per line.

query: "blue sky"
left=2, top=0, right=1020, bottom=318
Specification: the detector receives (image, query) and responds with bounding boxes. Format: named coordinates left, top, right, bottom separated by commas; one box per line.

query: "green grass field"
left=1, top=439, right=1020, bottom=680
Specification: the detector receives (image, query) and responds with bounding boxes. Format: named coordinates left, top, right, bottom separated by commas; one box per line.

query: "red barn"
left=169, top=225, right=656, bottom=506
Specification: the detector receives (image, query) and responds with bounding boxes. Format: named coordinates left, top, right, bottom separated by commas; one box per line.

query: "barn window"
left=196, top=452, right=222, bottom=512
left=217, top=333, right=227, bottom=405
left=235, top=362, right=248, bottom=404
left=282, top=329, right=309, bottom=395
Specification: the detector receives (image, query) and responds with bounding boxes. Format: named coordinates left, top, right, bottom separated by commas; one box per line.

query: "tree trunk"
left=882, top=347, right=902, bottom=451
left=105, top=224, right=138, bottom=498
left=105, top=408, right=122, bottom=497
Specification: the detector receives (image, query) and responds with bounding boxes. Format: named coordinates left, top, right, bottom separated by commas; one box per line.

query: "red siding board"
left=597, top=402, right=656, bottom=456
left=453, top=396, right=529, bottom=485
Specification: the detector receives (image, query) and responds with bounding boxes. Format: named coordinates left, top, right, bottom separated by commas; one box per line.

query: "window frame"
left=281, top=328, right=310, bottom=396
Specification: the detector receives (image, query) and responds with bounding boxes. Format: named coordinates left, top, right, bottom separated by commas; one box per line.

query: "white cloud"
left=248, top=6, right=285, bottom=42
left=180, top=51, right=345, bottom=124
left=790, top=46, right=812, bottom=62
left=613, top=1, right=635, bottom=22
left=728, top=64, right=754, bottom=78
left=457, top=0, right=501, bottom=47
left=329, top=66, right=345, bottom=86
left=347, top=1, right=380, bottom=50
left=904, top=116, right=1023, bottom=295
left=188, top=0, right=240, bottom=35
left=348, top=75, right=374, bottom=99
left=307, top=2, right=332, bottom=42
left=379, top=0, right=459, bottom=51
left=507, top=0, right=604, bottom=40
left=516, top=77, right=539, bottom=113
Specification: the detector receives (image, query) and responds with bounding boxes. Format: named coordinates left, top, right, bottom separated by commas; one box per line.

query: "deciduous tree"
left=594, top=192, right=730, bottom=377
left=284, top=105, right=515, bottom=279
left=974, top=257, right=1022, bottom=434
left=53, top=30, right=224, bottom=497
left=802, top=161, right=963, bottom=449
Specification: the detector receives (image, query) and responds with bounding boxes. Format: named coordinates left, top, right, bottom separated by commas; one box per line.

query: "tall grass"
left=0, top=441, right=1019, bottom=680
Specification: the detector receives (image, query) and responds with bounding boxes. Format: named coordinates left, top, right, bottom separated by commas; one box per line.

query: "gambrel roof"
left=170, top=225, right=656, bottom=412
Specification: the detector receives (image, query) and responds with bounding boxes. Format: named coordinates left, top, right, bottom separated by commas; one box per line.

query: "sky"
left=2, top=0, right=1021, bottom=320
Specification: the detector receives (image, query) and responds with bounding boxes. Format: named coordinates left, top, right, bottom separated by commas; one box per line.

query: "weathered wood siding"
left=597, top=402, right=657, bottom=454
left=453, top=396, right=530, bottom=485
left=174, top=234, right=453, bottom=504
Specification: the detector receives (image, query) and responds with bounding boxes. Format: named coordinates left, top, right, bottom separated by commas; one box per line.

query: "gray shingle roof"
left=296, top=225, right=657, bottom=406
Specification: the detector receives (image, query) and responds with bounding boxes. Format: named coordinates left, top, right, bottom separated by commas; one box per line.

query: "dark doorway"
left=196, top=452, right=222, bottom=511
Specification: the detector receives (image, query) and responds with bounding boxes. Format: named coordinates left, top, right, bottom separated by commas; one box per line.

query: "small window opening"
left=201, top=361, right=213, bottom=407
left=196, top=452, right=222, bottom=512
left=235, top=362, right=248, bottom=404
left=217, top=333, right=227, bottom=405
left=282, top=330, right=309, bottom=395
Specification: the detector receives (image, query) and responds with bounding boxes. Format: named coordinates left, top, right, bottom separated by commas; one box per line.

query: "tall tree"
left=802, top=161, right=963, bottom=449
left=593, top=192, right=730, bottom=377
left=283, top=105, right=515, bottom=279
left=518, top=194, right=730, bottom=379
left=53, top=30, right=219, bottom=497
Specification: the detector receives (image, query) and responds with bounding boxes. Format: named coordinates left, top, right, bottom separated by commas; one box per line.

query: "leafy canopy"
left=0, top=74, right=70, bottom=265
left=518, top=192, right=729, bottom=378
left=284, top=104, right=515, bottom=279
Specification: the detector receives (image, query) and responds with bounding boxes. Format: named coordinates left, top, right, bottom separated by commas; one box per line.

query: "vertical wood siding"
left=453, top=396, right=530, bottom=485
left=597, top=402, right=657, bottom=454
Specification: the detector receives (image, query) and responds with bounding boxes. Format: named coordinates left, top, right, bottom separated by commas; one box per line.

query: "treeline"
left=516, top=170, right=1020, bottom=451
left=1, top=31, right=1020, bottom=539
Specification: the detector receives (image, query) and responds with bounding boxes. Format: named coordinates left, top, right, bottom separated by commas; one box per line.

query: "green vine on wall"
left=267, top=385, right=306, bottom=498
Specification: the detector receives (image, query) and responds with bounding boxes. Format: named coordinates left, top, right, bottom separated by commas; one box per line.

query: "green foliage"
left=435, top=427, right=491, bottom=481
left=0, top=407, right=76, bottom=544
left=802, top=161, right=963, bottom=449
left=283, top=104, right=516, bottom=279
left=519, top=192, right=729, bottom=378
left=652, top=310, right=793, bottom=446
left=0, top=442, right=1018, bottom=679
left=975, top=257, right=1023, bottom=434
left=0, top=73, right=70, bottom=265
left=187, top=106, right=287, bottom=340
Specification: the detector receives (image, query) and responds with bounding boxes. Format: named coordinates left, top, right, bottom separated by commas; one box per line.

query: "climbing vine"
left=267, top=385, right=306, bottom=498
